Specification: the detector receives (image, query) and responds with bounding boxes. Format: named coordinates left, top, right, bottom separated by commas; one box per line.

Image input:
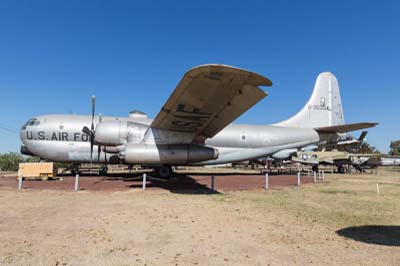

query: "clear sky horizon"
left=0, top=0, right=399, bottom=153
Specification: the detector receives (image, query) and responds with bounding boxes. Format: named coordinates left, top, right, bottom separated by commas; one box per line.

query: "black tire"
left=99, top=166, right=108, bottom=176
left=312, top=165, right=319, bottom=173
left=156, top=166, right=172, bottom=179
left=337, top=165, right=345, bottom=173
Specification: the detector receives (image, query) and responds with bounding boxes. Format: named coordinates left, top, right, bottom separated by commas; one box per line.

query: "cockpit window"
left=21, top=118, right=39, bottom=130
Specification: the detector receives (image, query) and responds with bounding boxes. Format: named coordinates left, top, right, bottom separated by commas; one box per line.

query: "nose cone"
left=19, top=116, right=41, bottom=145
left=20, top=124, right=27, bottom=144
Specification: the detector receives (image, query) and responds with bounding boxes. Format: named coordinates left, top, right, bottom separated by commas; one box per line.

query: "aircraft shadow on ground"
left=336, top=225, right=400, bottom=246
left=105, top=173, right=220, bottom=195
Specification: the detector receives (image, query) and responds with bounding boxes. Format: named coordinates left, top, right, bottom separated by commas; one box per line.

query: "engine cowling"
left=122, top=144, right=218, bottom=165
left=94, top=121, right=128, bottom=146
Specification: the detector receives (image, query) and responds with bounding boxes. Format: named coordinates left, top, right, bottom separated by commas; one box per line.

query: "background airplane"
left=20, top=64, right=377, bottom=178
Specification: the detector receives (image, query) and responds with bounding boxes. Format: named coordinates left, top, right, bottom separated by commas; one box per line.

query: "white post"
left=211, top=175, right=215, bottom=191
left=18, top=174, right=23, bottom=190
left=74, top=174, right=79, bottom=192
left=307, top=170, right=310, bottom=177
left=142, top=173, right=147, bottom=191
left=322, top=171, right=325, bottom=182
left=376, top=183, right=380, bottom=195
left=313, top=171, right=317, bottom=183
left=297, top=172, right=301, bottom=187
left=265, top=173, right=269, bottom=190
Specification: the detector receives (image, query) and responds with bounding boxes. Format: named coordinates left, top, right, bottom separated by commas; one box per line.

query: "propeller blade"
left=97, top=145, right=101, bottom=161
left=91, top=95, right=95, bottom=131
left=104, top=146, right=107, bottom=164
left=90, top=137, right=94, bottom=161
left=82, top=126, right=91, bottom=136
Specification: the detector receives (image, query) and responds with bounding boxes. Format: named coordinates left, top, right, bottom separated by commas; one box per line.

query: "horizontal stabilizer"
left=316, top=122, right=378, bottom=134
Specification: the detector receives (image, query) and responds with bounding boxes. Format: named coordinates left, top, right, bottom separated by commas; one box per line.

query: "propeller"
left=96, top=113, right=107, bottom=164
left=82, top=97, right=109, bottom=166
left=82, top=95, right=96, bottom=163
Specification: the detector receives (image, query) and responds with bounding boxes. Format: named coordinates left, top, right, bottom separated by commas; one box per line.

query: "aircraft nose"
left=20, top=125, right=27, bottom=143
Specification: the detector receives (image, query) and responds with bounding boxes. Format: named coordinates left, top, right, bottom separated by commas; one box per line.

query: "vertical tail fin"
left=275, top=72, right=345, bottom=128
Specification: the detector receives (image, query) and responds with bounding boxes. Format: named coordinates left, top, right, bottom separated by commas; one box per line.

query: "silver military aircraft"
left=20, top=64, right=377, bottom=178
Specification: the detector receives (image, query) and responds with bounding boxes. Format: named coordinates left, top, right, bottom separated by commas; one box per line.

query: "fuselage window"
left=22, top=118, right=38, bottom=129
left=241, top=134, right=246, bottom=140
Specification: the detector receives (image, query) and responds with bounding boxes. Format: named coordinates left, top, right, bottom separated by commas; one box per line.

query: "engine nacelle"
left=123, top=144, right=218, bottom=165
left=95, top=121, right=128, bottom=146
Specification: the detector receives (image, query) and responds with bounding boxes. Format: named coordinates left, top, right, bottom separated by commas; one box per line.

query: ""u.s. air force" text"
left=25, top=131, right=90, bottom=142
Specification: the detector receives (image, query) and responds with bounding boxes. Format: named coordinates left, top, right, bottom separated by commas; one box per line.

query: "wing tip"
left=186, top=64, right=273, bottom=87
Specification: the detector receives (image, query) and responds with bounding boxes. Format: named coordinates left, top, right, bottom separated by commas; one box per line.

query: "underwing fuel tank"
left=122, top=144, right=218, bottom=165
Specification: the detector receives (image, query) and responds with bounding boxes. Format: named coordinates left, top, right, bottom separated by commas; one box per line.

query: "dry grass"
left=0, top=170, right=399, bottom=266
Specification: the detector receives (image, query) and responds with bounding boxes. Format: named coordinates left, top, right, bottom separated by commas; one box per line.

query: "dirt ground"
left=0, top=170, right=399, bottom=266
left=0, top=171, right=313, bottom=192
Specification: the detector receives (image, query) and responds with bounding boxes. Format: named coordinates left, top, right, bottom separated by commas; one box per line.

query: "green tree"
left=23, top=156, right=40, bottom=163
left=358, top=142, right=380, bottom=154
left=0, top=152, right=24, bottom=171
left=389, top=140, right=400, bottom=156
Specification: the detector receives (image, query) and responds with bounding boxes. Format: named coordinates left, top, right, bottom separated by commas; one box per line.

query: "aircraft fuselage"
left=20, top=114, right=320, bottom=166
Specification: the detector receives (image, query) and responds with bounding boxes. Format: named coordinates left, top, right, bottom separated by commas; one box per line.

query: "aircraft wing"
left=291, top=158, right=319, bottom=165
left=151, top=64, right=272, bottom=142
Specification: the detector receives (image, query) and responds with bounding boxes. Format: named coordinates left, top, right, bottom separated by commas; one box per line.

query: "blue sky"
left=0, top=0, right=399, bottom=153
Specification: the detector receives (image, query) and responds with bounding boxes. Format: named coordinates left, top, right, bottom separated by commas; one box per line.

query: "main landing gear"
left=154, top=166, right=173, bottom=179
left=99, top=166, right=108, bottom=176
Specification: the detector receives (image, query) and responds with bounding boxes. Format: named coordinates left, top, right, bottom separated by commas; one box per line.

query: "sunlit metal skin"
left=123, top=144, right=218, bottom=165
left=19, top=114, right=319, bottom=165
left=20, top=115, right=319, bottom=165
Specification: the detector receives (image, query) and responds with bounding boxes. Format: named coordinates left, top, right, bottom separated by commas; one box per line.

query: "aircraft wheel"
left=99, top=166, right=108, bottom=176
left=312, top=165, right=319, bottom=173
left=337, top=165, right=345, bottom=173
left=156, top=166, right=172, bottom=179
left=71, top=169, right=81, bottom=176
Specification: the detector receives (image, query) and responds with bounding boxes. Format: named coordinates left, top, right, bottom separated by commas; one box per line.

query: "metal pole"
left=297, top=172, right=301, bottom=187
left=313, top=171, right=317, bottom=183
left=74, top=174, right=79, bottom=192
left=142, top=173, right=147, bottom=191
left=211, top=175, right=215, bottom=191
left=18, top=174, right=23, bottom=190
left=265, top=173, right=269, bottom=190
left=322, top=171, right=325, bottom=181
